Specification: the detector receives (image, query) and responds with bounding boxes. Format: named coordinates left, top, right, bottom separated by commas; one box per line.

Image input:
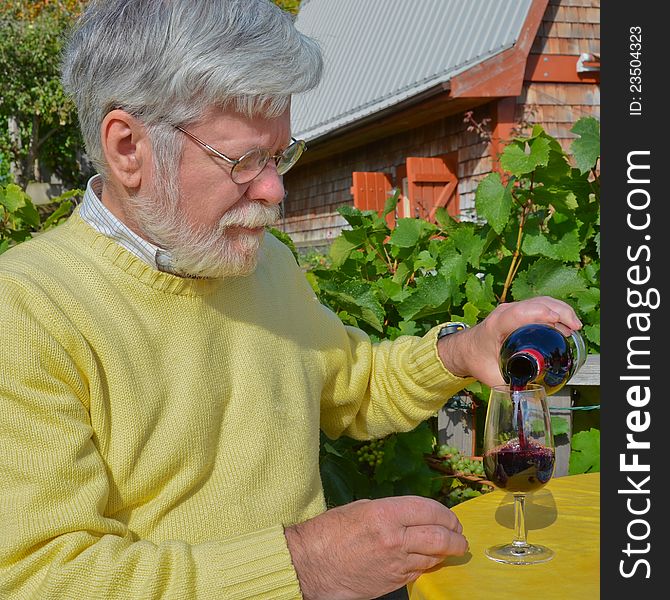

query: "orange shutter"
left=406, top=153, right=459, bottom=221
left=350, top=171, right=395, bottom=227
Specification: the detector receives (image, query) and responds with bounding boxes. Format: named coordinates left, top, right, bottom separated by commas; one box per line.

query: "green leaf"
left=465, top=274, right=496, bottom=312
left=383, top=189, right=400, bottom=217
left=16, top=199, right=41, bottom=229
left=570, top=117, right=600, bottom=174
left=414, top=250, right=437, bottom=272
left=462, top=302, right=480, bottom=325
left=521, top=229, right=582, bottom=262
left=390, top=218, right=436, bottom=248
left=397, top=320, right=421, bottom=336
left=329, top=234, right=362, bottom=267
left=573, top=288, right=600, bottom=315
left=0, top=239, right=10, bottom=255
left=500, top=137, right=551, bottom=177
left=533, top=150, right=571, bottom=184
left=42, top=199, right=74, bottom=229
left=448, top=225, right=487, bottom=268
left=375, top=278, right=409, bottom=303
left=437, top=242, right=468, bottom=283
left=475, top=173, right=513, bottom=234
left=583, top=322, right=600, bottom=347
left=511, top=259, right=587, bottom=300
left=569, top=428, right=600, bottom=474
left=0, top=183, right=27, bottom=212
left=397, top=274, right=453, bottom=321
left=322, top=281, right=386, bottom=332
left=550, top=416, right=570, bottom=436
left=320, top=452, right=366, bottom=506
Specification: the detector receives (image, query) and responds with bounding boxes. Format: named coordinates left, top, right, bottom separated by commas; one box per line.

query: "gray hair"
left=61, top=0, right=322, bottom=177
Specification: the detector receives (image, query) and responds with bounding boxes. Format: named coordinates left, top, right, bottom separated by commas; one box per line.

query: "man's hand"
left=438, top=296, right=583, bottom=387
left=284, top=496, right=468, bottom=600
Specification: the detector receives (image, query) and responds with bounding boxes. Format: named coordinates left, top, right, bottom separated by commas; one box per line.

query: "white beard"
left=125, top=180, right=280, bottom=278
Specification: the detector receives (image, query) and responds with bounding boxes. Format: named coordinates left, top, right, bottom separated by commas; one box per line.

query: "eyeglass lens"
left=231, top=140, right=305, bottom=184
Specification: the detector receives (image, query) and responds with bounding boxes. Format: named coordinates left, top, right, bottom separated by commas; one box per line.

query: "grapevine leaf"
left=465, top=274, right=496, bottom=312
left=583, top=263, right=600, bottom=286
left=573, top=288, right=600, bottom=315
left=414, top=250, right=437, bottom=272
left=521, top=229, right=582, bottom=262
left=397, top=320, right=421, bottom=336
left=475, top=173, right=513, bottom=234
left=337, top=205, right=380, bottom=229
left=383, top=190, right=400, bottom=217
left=462, top=302, right=481, bottom=325
left=322, top=281, right=385, bottom=332
left=43, top=200, right=74, bottom=229
left=448, top=225, right=487, bottom=268
left=569, top=428, right=600, bottom=474
left=374, top=279, right=409, bottom=303
left=320, top=451, right=368, bottom=505
left=532, top=186, right=578, bottom=211
left=329, top=234, right=362, bottom=267
left=397, top=274, right=453, bottom=321
left=390, top=218, right=436, bottom=248
left=533, top=150, right=571, bottom=184
left=583, top=322, right=600, bottom=347
left=0, top=183, right=27, bottom=212
left=500, top=137, right=551, bottom=177
left=511, top=259, right=587, bottom=300
left=437, top=243, right=468, bottom=283
left=570, top=117, right=601, bottom=174
left=16, top=200, right=40, bottom=229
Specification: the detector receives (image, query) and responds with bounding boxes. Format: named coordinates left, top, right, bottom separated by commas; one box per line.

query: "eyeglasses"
left=175, top=126, right=306, bottom=184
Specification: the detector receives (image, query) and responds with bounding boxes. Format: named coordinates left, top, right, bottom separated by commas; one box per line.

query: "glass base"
left=485, top=542, right=554, bottom=565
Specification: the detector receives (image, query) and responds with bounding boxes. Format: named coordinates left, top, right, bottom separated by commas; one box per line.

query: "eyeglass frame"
left=175, top=125, right=306, bottom=184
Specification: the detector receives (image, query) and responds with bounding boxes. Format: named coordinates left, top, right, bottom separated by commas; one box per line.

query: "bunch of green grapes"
left=356, top=438, right=384, bottom=469
left=436, top=444, right=486, bottom=478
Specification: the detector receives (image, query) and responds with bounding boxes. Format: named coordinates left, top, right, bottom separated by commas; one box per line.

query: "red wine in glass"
left=484, top=439, right=555, bottom=493
left=482, top=384, right=555, bottom=565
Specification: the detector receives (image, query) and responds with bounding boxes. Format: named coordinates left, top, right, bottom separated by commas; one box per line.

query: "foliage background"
left=297, top=118, right=601, bottom=507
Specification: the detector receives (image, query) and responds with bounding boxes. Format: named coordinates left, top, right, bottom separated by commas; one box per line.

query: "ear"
left=100, top=109, right=149, bottom=189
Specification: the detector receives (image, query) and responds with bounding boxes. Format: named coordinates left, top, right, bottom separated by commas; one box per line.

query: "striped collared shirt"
left=79, top=175, right=175, bottom=273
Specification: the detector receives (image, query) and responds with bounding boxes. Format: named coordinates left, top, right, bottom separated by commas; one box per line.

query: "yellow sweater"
left=0, top=212, right=470, bottom=599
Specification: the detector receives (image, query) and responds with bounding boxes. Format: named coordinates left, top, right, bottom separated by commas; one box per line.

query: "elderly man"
left=0, top=1, right=581, bottom=598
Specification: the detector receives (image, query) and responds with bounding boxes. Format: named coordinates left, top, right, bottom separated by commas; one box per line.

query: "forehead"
left=196, top=106, right=291, bottom=148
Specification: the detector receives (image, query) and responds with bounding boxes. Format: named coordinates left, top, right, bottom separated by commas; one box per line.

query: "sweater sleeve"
left=318, top=317, right=475, bottom=441
left=0, top=280, right=302, bottom=600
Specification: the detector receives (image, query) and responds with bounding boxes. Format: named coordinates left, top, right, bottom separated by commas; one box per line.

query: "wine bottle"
left=499, top=324, right=586, bottom=395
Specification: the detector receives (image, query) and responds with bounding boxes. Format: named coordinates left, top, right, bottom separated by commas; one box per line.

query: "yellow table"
left=408, top=473, right=599, bottom=600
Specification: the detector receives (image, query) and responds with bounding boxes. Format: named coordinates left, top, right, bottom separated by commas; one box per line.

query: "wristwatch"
left=437, top=322, right=470, bottom=340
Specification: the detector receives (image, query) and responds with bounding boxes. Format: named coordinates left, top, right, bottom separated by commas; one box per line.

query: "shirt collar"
left=79, top=175, right=176, bottom=273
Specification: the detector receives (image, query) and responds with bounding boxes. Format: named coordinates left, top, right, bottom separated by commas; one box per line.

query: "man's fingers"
left=496, top=297, right=582, bottom=334
left=389, top=496, right=462, bottom=531
left=403, top=525, right=468, bottom=557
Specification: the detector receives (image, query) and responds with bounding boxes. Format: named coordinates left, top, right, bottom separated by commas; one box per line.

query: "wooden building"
left=281, top=0, right=600, bottom=248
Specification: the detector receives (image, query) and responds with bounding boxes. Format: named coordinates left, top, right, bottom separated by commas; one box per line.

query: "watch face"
left=438, top=323, right=469, bottom=339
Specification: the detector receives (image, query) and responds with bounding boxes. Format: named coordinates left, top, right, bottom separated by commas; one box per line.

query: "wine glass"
left=482, top=384, right=556, bottom=565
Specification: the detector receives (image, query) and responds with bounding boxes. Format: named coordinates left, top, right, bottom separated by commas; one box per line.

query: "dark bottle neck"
left=507, top=349, right=544, bottom=386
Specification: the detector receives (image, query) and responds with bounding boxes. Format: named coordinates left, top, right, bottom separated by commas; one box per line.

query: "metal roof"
left=292, top=0, right=533, bottom=141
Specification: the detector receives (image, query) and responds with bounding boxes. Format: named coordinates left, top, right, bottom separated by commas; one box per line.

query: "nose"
left=246, top=161, right=285, bottom=206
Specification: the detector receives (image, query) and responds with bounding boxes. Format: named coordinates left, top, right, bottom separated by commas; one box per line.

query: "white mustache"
left=218, top=202, right=280, bottom=230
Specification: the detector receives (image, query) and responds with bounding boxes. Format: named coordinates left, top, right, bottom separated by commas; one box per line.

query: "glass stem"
left=512, top=493, right=528, bottom=547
